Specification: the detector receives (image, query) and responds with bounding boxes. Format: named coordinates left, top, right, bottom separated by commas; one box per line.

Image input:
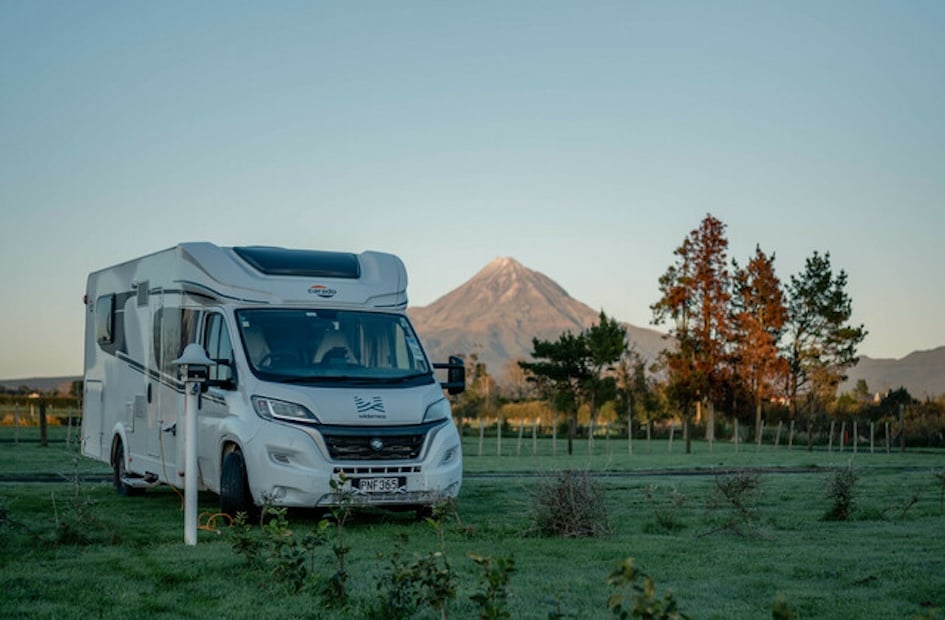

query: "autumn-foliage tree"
left=731, top=245, right=788, bottom=443
left=651, top=213, right=733, bottom=452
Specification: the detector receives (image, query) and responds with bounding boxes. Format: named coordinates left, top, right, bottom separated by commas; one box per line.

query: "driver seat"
left=314, top=330, right=355, bottom=365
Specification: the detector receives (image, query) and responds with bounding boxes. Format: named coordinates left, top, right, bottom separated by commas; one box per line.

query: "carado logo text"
left=308, top=284, right=337, bottom=298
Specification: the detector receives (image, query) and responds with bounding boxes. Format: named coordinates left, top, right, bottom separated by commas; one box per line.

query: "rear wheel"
left=112, top=439, right=143, bottom=496
left=220, top=449, right=255, bottom=520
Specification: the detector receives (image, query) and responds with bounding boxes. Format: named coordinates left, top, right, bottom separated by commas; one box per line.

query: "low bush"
left=529, top=469, right=611, bottom=538
left=823, top=465, right=858, bottom=521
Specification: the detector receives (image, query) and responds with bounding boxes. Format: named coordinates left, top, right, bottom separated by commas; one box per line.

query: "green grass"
left=1, top=427, right=944, bottom=618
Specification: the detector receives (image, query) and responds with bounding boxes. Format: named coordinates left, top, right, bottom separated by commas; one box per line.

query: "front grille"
left=317, top=419, right=446, bottom=461
left=323, top=433, right=425, bottom=460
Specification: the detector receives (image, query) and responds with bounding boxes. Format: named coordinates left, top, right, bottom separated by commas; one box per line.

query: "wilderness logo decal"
left=354, top=396, right=386, bottom=418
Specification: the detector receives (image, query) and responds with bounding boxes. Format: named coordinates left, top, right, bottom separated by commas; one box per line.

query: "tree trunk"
left=705, top=400, right=715, bottom=442
left=754, top=398, right=763, bottom=444
left=39, top=400, right=48, bottom=448
left=567, top=414, right=575, bottom=455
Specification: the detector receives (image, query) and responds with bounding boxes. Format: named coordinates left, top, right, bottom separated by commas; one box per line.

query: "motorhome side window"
left=152, top=307, right=198, bottom=374
left=94, top=294, right=115, bottom=345
left=203, top=313, right=235, bottom=385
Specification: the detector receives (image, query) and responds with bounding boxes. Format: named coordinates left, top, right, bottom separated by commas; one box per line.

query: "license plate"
left=355, top=477, right=403, bottom=493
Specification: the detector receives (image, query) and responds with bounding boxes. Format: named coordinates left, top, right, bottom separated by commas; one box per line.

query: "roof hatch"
left=234, top=246, right=361, bottom=279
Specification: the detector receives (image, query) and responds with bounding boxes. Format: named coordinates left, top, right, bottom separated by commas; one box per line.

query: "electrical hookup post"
left=172, top=344, right=213, bottom=546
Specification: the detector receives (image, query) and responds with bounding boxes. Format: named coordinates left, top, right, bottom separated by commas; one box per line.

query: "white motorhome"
left=81, top=243, right=465, bottom=517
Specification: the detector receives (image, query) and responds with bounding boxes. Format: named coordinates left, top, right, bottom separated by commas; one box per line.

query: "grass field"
left=1, top=426, right=944, bottom=618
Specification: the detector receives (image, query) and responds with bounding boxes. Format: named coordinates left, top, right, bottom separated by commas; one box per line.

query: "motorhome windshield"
left=235, top=308, right=433, bottom=385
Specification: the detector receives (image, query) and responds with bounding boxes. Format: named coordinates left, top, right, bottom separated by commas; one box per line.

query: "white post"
left=184, top=381, right=199, bottom=546
left=172, top=343, right=212, bottom=547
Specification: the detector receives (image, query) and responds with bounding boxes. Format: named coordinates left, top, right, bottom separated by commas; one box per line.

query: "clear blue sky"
left=2, top=1, right=943, bottom=379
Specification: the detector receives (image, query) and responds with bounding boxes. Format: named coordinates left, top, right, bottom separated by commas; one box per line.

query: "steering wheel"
left=258, top=352, right=299, bottom=368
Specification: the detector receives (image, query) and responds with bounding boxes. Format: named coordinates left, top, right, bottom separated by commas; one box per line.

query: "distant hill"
left=407, top=257, right=666, bottom=381
left=0, top=376, right=81, bottom=395
left=841, top=347, right=945, bottom=399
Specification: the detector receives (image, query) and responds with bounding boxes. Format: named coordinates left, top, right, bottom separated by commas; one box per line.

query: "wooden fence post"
left=734, top=419, right=739, bottom=452
left=478, top=418, right=484, bottom=457
left=552, top=413, right=557, bottom=457
left=516, top=421, right=524, bottom=456
left=775, top=421, right=783, bottom=448
left=870, top=421, right=874, bottom=454
left=497, top=417, right=502, bottom=457
left=853, top=421, right=858, bottom=454
left=828, top=420, right=835, bottom=452
left=532, top=418, right=538, bottom=455
left=628, top=417, right=633, bottom=455
left=788, top=420, right=794, bottom=449
left=668, top=425, right=674, bottom=453
left=839, top=421, right=846, bottom=452
left=899, top=404, right=906, bottom=453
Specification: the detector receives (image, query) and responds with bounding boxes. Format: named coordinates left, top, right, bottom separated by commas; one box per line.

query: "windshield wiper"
left=374, top=372, right=433, bottom=384
left=279, top=375, right=364, bottom=384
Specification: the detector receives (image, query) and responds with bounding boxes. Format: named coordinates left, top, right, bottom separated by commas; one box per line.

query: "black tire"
left=113, top=439, right=143, bottom=496
left=220, top=449, right=255, bottom=520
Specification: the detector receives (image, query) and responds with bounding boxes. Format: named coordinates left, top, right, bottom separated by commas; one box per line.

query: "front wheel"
left=220, top=449, right=255, bottom=520
left=113, top=439, right=143, bottom=496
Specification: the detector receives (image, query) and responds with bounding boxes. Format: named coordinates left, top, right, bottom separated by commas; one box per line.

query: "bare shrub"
left=823, top=465, right=858, bottom=521
left=529, top=470, right=611, bottom=538
left=701, top=470, right=766, bottom=538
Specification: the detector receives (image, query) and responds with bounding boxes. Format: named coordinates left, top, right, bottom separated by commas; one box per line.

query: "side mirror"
left=433, top=355, right=466, bottom=395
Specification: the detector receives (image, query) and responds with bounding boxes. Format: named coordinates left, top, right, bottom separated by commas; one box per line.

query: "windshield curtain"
left=235, top=308, right=432, bottom=383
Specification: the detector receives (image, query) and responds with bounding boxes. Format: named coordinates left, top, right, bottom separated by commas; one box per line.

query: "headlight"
left=251, top=396, right=320, bottom=423
left=423, top=397, right=451, bottom=423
